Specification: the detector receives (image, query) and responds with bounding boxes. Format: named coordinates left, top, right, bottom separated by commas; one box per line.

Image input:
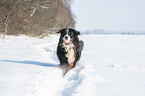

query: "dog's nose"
left=65, top=36, right=68, bottom=40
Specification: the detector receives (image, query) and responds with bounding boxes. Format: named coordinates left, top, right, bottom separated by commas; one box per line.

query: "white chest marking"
left=63, top=42, right=75, bottom=65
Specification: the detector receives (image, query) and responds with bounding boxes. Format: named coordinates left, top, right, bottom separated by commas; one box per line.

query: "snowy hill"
left=0, top=35, right=145, bottom=96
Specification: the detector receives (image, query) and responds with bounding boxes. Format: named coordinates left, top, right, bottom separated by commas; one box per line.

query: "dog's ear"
left=57, top=30, right=62, bottom=33
left=57, top=29, right=65, bottom=33
left=76, top=31, right=81, bottom=35
left=74, top=31, right=80, bottom=35
left=70, top=28, right=81, bottom=35
left=57, top=31, right=60, bottom=33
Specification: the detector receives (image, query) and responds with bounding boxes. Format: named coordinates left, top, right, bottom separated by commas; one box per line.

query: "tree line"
left=0, top=0, right=75, bottom=38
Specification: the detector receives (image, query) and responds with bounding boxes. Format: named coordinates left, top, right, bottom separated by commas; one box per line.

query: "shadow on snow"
left=1, top=60, right=59, bottom=68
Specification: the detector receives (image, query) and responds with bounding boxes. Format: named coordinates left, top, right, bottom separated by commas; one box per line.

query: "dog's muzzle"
left=63, top=35, right=70, bottom=44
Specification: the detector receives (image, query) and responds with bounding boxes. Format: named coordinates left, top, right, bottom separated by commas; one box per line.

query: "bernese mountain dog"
left=57, top=28, right=84, bottom=75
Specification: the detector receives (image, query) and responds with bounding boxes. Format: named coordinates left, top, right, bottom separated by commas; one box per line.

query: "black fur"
left=57, top=28, right=84, bottom=68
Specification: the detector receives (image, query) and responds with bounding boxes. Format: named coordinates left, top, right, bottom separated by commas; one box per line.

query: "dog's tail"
left=77, top=40, right=84, bottom=58
left=79, top=40, right=84, bottom=51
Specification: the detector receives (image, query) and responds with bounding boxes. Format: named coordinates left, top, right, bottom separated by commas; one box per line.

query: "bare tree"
left=0, top=0, right=75, bottom=37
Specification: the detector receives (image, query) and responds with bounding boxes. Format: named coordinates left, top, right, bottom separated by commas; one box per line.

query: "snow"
left=0, top=34, right=145, bottom=96
left=30, top=8, right=37, bottom=16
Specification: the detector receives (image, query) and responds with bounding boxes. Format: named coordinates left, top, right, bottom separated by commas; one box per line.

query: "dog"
left=57, top=28, right=84, bottom=74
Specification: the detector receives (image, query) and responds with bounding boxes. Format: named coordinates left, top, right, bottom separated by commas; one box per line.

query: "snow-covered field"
left=0, top=34, right=145, bottom=96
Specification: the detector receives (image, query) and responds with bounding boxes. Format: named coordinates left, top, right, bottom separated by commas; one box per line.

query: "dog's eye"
left=69, top=32, right=74, bottom=35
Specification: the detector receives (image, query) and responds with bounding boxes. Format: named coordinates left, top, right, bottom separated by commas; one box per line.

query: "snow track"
left=29, top=38, right=85, bottom=96
left=0, top=35, right=145, bottom=96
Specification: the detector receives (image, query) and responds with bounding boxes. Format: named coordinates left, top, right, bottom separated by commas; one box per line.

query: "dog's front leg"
left=69, top=63, right=74, bottom=69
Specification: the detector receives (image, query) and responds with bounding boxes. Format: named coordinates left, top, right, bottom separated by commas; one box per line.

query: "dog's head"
left=57, top=28, right=80, bottom=44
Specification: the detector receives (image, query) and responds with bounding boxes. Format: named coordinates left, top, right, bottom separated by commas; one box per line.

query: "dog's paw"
left=69, top=63, right=74, bottom=69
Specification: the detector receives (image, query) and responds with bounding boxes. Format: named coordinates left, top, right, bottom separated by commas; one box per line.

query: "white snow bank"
left=0, top=35, right=145, bottom=96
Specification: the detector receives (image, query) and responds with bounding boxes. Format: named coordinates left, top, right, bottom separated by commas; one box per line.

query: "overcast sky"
left=71, top=0, right=145, bottom=32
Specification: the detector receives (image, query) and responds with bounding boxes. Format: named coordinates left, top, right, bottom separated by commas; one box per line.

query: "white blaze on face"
left=63, top=29, right=70, bottom=44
